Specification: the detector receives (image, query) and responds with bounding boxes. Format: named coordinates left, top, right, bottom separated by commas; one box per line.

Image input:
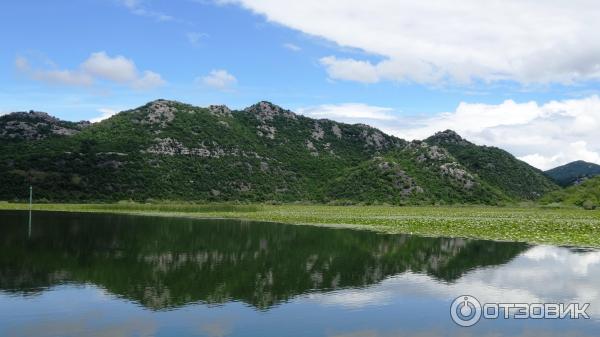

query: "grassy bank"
left=1, top=203, right=599, bottom=248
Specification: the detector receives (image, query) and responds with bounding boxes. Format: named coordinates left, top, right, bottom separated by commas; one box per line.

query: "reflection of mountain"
left=0, top=211, right=527, bottom=310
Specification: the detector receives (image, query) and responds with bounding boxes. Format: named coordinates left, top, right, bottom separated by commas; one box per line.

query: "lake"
left=0, top=211, right=598, bottom=336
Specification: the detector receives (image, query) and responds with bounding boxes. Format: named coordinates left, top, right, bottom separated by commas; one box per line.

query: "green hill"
left=541, top=176, right=600, bottom=209
left=545, top=160, right=600, bottom=186
left=0, top=110, right=89, bottom=141
left=0, top=100, right=558, bottom=204
left=426, top=130, right=558, bottom=200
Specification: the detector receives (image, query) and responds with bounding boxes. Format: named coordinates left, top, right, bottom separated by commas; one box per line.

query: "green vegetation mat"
left=1, top=203, right=599, bottom=248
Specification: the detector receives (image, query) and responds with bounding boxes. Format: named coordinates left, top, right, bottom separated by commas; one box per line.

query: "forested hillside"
left=0, top=100, right=559, bottom=204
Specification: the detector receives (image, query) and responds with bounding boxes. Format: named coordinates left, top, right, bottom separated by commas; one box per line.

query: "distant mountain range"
left=0, top=100, right=559, bottom=204
left=545, top=160, right=600, bottom=187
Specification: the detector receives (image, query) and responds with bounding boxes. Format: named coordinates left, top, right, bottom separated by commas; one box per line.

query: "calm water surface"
left=0, top=211, right=598, bottom=336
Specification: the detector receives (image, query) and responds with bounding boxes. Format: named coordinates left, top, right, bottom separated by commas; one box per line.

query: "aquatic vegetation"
left=1, top=203, right=598, bottom=248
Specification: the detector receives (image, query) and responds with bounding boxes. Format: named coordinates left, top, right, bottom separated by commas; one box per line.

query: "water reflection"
left=303, top=244, right=600, bottom=336
left=306, top=245, right=600, bottom=310
left=28, top=209, right=31, bottom=238
left=0, top=211, right=526, bottom=310
left=1, top=211, right=599, bottom=337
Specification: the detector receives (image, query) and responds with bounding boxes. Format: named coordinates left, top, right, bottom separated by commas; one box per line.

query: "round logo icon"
left=451, top=295, right=482, bottom=327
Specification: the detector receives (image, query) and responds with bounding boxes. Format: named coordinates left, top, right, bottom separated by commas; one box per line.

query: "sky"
left=2, top=0, right=600, bottom=169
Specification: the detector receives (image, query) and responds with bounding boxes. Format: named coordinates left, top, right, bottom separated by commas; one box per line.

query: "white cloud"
left=297, top=96, right=600, bottom=170
left=223, top=0, right=600, bottom=85
left=16, top=56, right=93, bottom=87
left=199, top=69, right=237, bottom=91
left=118, top=0, right=173, bottom=21
left=16, top=52, right=165, bottom=90
left=519, top=143, right=600, bottom=171
left=91, top=108, right=120, bottom=123
left=298, top=103, right=396, bottom=123
left=283, top=43, right=301, bottom=52
left=393, top=96, right=600, bottom=170
left=132, top=71, right=166, bottom=90
left=320, top=56, right=380, bottom=84
left=81, top=52, right=139, bottom=83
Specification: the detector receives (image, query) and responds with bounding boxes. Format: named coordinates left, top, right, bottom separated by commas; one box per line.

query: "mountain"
left=425, top=130, right=558, bottom=200
left=0, top=100, right=558, bottom=204
left=0, top=110, right=89, bottom=141
left=545, top=160, right=600, bottom=187
left=541, top=176, right=600, bottom=209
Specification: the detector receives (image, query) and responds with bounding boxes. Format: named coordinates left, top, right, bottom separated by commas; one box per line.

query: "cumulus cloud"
left=16, top=56, right=93, bottom=87
left=298, top=96, right=600, bottom=170
left=199, top=69, right=237, bottom=91
left=222, top=0, right=600, bottom=85
left=131, top=71, right=166, bottom=90
left=16, top=52, right=165, bottom=90
left=81, top=52, right=139, bottom=83
left=394, top=96, right=600, bottom=170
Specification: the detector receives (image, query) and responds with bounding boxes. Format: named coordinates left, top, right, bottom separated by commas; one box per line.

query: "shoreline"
left=1, top=203, right=599, bottom=248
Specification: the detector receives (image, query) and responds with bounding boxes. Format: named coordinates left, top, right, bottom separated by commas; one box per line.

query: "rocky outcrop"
left=305, top=140, right=318, bottom=156
left=208, top=105, right=232, bottom=118
left=244, top=102, right=300, bottom=140
left=413, top=143, right=451, bottom=162
left=357, top=124, right=401, bottom=150
left=257, top=124, right=276, bottom=139
left=331, top=124, right=342, bottom=139
left=427, top=130, right=471, bottom=145
left=440, top=162, right=476, bottom=189
left=244, top=101, right=297, bottom=121
left=146, top=138, right=212, bottom=157
left=0, top=111, right=88, bottom=140
left=376, top=160, right=424, bottom=196
left=312, top=122, right=325, bottom=140
left=142, top=100, right=177, bottom=127
left=146, top=138, right=262, bottom=159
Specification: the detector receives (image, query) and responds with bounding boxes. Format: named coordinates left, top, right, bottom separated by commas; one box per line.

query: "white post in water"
left=28, top=185, right=32, bottom=238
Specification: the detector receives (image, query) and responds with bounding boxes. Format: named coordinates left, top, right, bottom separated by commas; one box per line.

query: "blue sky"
left=2, top=0, right=600, bottom=169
